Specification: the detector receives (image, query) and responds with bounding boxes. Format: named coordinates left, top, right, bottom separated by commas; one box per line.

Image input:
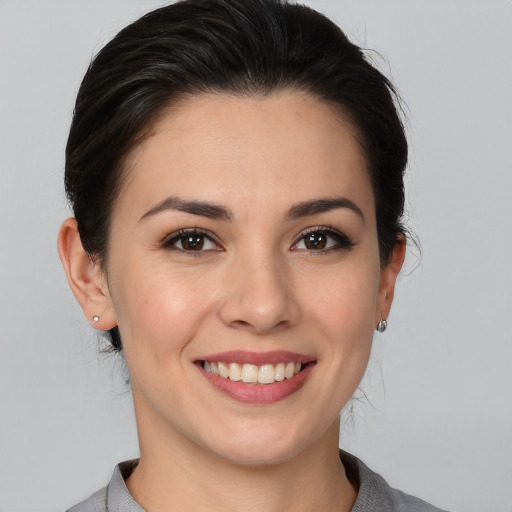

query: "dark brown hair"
left=65, top=0, right=408, bottom=350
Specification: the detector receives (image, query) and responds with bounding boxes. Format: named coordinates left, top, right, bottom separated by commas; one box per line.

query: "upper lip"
left=196, top=350, right=315, bottom=366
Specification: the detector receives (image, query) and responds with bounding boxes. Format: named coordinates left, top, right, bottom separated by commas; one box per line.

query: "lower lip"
left=198, top=363, right=315, bottom=404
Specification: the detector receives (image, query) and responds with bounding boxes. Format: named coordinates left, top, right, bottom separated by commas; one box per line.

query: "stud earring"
left=93, top=316, right=99, bottom=323
left=376, top=314, right=387, bottom=333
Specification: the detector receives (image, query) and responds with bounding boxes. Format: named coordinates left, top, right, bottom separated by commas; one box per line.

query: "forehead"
left=117, top=92, right=374, bottom=220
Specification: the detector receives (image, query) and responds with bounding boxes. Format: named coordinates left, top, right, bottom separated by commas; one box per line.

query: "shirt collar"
left=105, top=452, right=397, bottom=512
left=107, top=460, right=145, bottom=512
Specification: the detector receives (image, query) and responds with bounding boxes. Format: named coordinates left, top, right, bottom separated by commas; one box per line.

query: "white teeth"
left=285, top=362, right=295, bottom=379
left=229, top=362, right=242, bottom=381
left=218, top=362, right=229, bottom=379
left=241, top=364, right=259, bottom=383
left=203, top=360, right=304, bottom=384
left=274, top=362, right=285, bottom=381
left=258, top=364, right=275, bottom=384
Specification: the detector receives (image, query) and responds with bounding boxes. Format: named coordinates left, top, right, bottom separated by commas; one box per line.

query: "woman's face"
left=98, top=92, right=401, bottom=464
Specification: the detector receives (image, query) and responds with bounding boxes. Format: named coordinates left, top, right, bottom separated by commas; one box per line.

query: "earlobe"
left=57, top=217, right=117, bottom=330
left=375, top=237, right=406, bottom=328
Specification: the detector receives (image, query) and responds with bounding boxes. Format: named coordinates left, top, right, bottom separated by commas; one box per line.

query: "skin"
left=59, top=92, right=405, bottom=512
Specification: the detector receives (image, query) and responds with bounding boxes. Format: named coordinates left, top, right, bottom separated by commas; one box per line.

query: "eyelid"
left=162, top=227, right=223, bottom=251
left=291, top=226, right=354, bottom=251
left=160, top=226, right=352, bottom=253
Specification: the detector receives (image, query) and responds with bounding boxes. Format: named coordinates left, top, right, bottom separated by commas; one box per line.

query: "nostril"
left=231, top=320, right=251, bottom=329
left=229, top=318, right=291, bottom=333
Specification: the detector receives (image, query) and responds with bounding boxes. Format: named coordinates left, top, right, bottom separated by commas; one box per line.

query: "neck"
left=126, top=405, right=357, bottom=512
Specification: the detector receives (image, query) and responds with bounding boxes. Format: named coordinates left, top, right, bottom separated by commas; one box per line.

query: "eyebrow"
left=140, top=196, right=233, bottom=221
left=286, top=197, right=364, bottom=222
left=140, top=195, right=363, bottom=223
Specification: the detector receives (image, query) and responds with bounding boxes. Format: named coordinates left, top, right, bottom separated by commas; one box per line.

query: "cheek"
left=109, top=261, right=216, bottom=359
left=301, top=257, right=380, bottom=369
left=308, top=261, right=380, bottom=328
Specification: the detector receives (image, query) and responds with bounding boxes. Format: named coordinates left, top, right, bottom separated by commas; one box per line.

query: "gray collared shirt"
left=66, top=452, right=450, bottom=512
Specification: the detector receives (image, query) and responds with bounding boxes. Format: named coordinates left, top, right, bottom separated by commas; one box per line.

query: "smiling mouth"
left=202, top=361, right=310, bottom=385
left=196, top=351, right=316, bottom=403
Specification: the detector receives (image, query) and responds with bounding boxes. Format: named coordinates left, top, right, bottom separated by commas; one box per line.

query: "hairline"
left=98, top=86, right=372, bottom=268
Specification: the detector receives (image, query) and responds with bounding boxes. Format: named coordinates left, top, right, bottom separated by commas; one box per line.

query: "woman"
left=58, top=0, right=448, bottom=510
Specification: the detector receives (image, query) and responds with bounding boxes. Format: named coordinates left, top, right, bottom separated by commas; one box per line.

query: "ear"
left=375, top=236, right=406, bottom=327
left=57, top=217, right=117, bottom=330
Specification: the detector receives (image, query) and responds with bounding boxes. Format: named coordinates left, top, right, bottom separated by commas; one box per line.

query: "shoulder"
left=65, top=460, right=141, bottom=512
left=65, top=486, right=107, bottom=512
left=386, top=487, right=450, bottom=512
left=340, top=451, right=452, bottom=512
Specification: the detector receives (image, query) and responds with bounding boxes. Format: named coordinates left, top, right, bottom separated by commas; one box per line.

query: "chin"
left=213, top=442, right=301, bottom=467
left=200, top=419, right=320, bottom=467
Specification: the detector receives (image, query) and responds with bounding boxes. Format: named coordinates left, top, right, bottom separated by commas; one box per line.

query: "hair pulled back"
left=65, top=0, right=408, bottom=351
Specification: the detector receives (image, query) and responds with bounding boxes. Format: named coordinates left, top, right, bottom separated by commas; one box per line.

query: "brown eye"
left=304, top=232, right=327, bottom=250
left=165, top=229, right=218, bottom=252
left=293, top=228, right=354, bottom=252
left=180, top=234, right=205, bottom=251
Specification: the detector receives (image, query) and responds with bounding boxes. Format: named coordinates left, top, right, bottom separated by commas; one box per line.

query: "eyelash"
left=291, top=226, right=354, bottom=254
left=162, top=228, right=221, bottom=255
left=162, top=227, right=354, bottom=254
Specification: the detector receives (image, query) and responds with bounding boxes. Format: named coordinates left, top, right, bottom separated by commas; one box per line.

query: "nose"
left=218, top=249, right=300, bottom=334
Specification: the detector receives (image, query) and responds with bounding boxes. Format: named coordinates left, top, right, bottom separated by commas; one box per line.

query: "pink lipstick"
left=196, top=351, right=316, bottom=404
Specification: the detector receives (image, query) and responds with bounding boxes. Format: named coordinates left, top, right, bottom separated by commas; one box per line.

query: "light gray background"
left=0, top=1, right=511, bottom=511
